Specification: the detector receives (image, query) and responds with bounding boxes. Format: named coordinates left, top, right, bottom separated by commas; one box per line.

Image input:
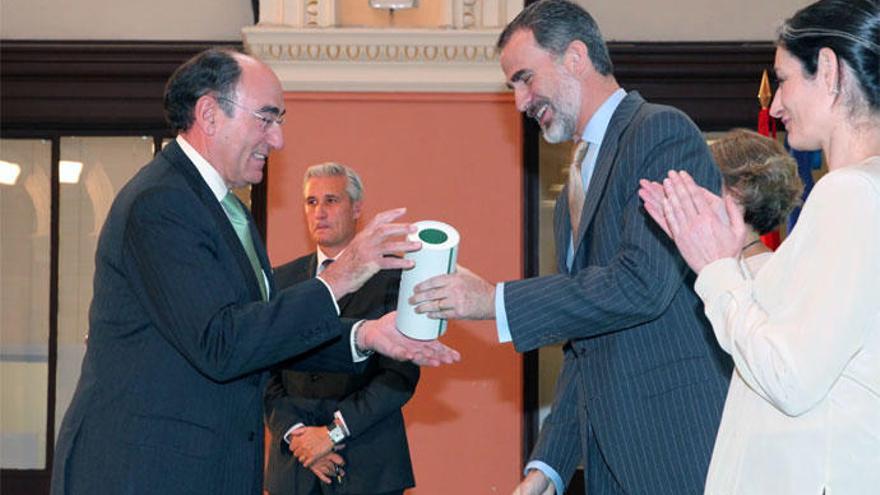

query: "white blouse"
left=698, top=156, right=880, bottom=495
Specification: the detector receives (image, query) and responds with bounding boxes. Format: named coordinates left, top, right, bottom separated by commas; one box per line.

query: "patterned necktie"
left=567, top=140, right=590, bottom=238
left=318, top=258, right=334, bottom=275
left=221, top=192, right=267, bottom=301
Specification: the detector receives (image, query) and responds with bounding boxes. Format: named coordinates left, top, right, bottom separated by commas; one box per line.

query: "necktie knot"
left=318, top=258, right=334, bottom=275
left=571, top=140, right=589, bottom=168
left=222, top=192, right=247, bottom=225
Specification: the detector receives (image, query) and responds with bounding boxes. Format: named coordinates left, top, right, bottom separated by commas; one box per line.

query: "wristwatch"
left=327, top=421, right=346, bottom=445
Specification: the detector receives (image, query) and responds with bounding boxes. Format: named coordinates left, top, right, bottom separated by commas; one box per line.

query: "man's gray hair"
left=303, top=162, right=364, bottom=202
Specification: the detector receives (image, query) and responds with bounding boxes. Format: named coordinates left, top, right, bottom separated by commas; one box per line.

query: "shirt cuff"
left=495, top=283, right=513, bottom=343
left=694, top=257, right=745, bottom=303
left=349, top=320, right=371, bottom=363
left=333, top=410, right=350, bottom=437
left=282, top=422, right=306, bottom=444
left=524, top=460, right=564, bottom=495
left=315, top=275, right=341, bottom=315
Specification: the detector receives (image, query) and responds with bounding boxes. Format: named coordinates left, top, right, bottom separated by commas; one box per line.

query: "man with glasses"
left=50, top=48, right=458, bottom=495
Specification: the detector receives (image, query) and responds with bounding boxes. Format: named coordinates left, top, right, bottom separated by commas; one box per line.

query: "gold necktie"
left=567, top=140, right=590, bottom=237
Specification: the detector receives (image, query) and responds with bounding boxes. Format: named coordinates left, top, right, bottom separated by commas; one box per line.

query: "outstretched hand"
left=409, top=265, right=496, bottom=320
left=358, top=312, right=461, bottom=366
left=320, top=208, right=420, bottom=299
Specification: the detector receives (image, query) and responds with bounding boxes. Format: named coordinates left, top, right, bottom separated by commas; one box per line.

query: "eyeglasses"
left=216, top=96, right=285, bottom=131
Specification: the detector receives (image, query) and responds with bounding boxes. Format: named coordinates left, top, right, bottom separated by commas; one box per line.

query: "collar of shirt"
left=579, top=88, right=627, bottom=148
left=176, top=135, right=228, bottom=203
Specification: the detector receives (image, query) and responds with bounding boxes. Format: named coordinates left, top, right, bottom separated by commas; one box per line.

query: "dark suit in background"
left=506, top=92, right=732, bottom=494
left=51, top=141, right=361, bottom=495
left=265, top=253, right=418, bottom=495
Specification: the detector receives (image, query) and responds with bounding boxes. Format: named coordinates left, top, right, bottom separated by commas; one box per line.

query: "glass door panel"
left=0, top=139, right=52, bottom=469
left=55, top=136, right=154, bottom=438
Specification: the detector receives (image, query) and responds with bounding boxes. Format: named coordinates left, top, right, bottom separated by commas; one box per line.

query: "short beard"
left=541, top=109, right=577, bottom=144
left=541, top=73, right=582, bottom=144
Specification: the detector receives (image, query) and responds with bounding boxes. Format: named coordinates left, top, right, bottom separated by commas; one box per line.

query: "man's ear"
left=193, top=94, right=219, bottom=135
left=352, top=200, right=363, bottom=220
left=563, top=40, right=590, bottom=76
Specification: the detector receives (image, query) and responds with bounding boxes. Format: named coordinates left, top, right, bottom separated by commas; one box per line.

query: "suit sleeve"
left=337, top=270, right=419, bottom=435
left=336, top=356, right=420, bottom=436
left=264, top=368, right=308, bottom=439
left=528, top=346, right=582, bottom=487
left=504, top=109, right=720, bottom=352
left=123, top=186, right=360, bottom=382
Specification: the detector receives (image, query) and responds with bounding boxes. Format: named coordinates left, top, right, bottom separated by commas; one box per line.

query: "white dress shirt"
left=699, top=157, right=880, bottom=495
left=177, top=136, right=271, bottom=299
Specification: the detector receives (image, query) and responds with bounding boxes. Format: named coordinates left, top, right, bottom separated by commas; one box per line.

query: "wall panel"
left=267, top=91, right=524, bottom=493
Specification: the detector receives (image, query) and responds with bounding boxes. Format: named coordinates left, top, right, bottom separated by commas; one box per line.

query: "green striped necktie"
left=221, top=192, right=267, bottom=301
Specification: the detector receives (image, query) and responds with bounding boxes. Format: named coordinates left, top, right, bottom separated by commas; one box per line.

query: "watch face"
left=328, top=424, right=345, bottom=444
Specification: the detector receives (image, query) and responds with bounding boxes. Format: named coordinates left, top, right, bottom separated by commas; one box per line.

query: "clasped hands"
left=289, top=426, right=345, bottom=485
left=639, top=170, right=748, bottom=273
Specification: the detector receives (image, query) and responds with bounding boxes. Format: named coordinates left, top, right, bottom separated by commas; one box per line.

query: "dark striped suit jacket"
left=506, top=92, right=733, bottom=495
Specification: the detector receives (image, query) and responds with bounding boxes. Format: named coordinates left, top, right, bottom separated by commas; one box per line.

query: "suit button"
left=248, top=431, right=255, bottom=441
left=310, top=374, right=320, bottom=382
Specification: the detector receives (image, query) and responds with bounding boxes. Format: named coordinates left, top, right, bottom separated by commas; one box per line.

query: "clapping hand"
left=639, top=170, right=746, bottom=273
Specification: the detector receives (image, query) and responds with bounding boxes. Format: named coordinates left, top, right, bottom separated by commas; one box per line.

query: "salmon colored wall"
left=266, top=92, right=524, bottom=493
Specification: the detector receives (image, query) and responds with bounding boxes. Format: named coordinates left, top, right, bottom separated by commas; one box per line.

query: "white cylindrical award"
left=395, top=220, right=459, bottom=340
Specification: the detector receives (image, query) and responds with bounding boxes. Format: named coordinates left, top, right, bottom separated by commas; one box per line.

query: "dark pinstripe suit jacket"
left=506, top=92, right=733, bottom=494
left=264, top=253, right=418, bottom=494
left=51, top=141, right=362, bottom=495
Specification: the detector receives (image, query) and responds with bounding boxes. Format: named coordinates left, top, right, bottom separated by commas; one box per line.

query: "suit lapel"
left=163, top=141, right=266, bottom=302
left=572, top=92, right=645, bottom=255
left=553, top=195, right=571, bottom=274
left=306, top=253, right=319, bottom=279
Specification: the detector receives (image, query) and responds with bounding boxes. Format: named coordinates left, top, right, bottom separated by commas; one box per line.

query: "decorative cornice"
left=0, top=40, right=775, bottom=132
left=242, top=27, right=506, bottom=92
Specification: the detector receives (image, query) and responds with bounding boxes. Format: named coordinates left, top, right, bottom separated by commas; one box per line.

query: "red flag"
left=756, top=70, right=780, bottom=250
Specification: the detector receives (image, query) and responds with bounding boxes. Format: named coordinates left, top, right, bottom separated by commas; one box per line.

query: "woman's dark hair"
left=497, top=0, right=613, bottom=75
left=778, top=0, right=880, bottom=112
left=711, top=129, right=804, bottom=235
left=163, top=48, right=242, bottom=132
